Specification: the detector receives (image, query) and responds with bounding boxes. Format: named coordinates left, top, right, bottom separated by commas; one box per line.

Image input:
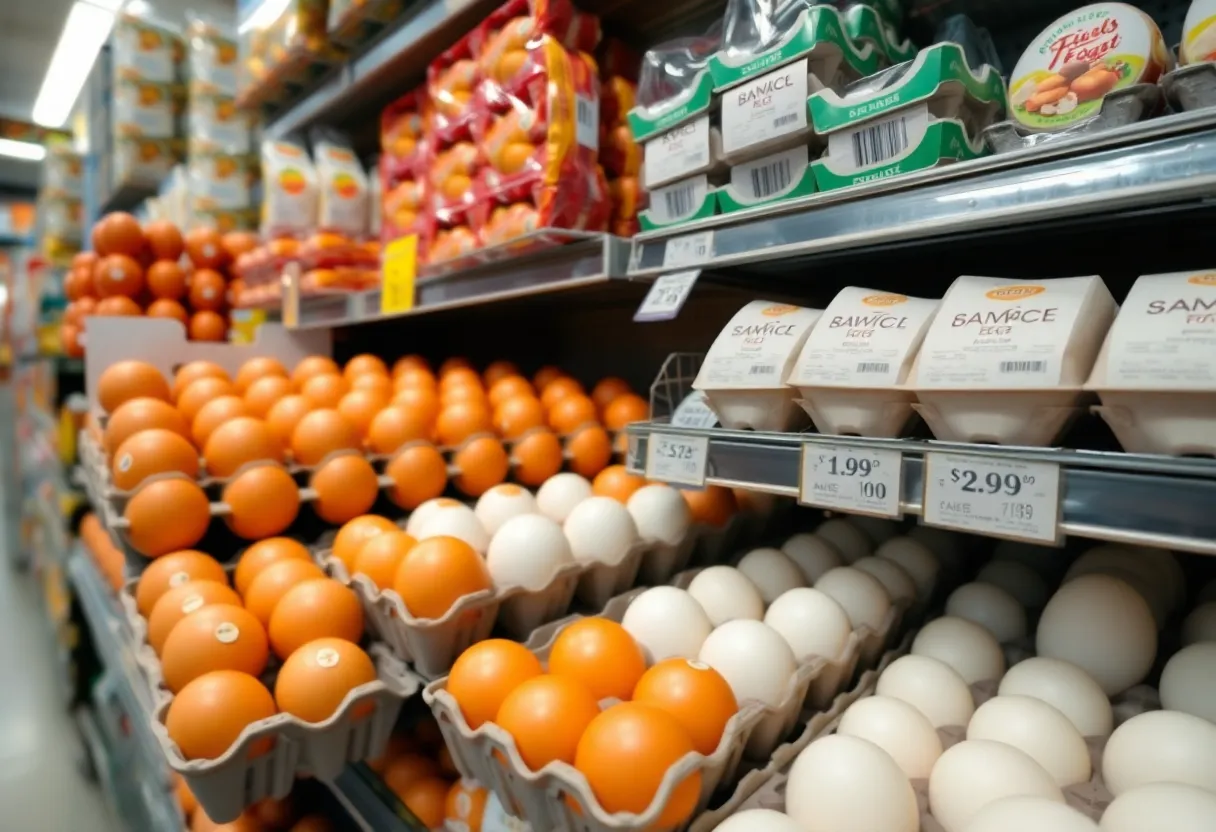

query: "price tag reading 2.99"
left=799, top=444, right=903, bottom=518
left=923, top=453, right=1062, bottom=544
left=646, top=433, right=710, bottom=487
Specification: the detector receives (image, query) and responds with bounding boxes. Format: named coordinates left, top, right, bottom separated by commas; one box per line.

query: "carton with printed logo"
left=1086, top=271, right=1216, bottom=456
left=788, top=287, right=940, bottom=437
left=693, top=300, right=824, bottom=432
left=908, top=275, right=1118, bottom=446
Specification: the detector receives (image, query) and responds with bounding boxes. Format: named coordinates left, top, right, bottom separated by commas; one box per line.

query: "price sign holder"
left=663, top=230, right=714, bottom=269
left=380, top=234, right=418, bottom=315
left=798, top=443, right=903, bottom=518
left=645, top=432, right=710, bottom=487
left=922, top=452, right=1063, bottom=545
left=634, top=271, right=700, bottom=322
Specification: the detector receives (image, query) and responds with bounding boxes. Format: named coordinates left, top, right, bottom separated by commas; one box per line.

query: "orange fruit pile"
left=179, top=775, right=338, bottom=831
left=366, top=714, right=472, bottom=829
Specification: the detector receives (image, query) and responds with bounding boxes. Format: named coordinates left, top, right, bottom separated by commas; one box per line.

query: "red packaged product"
left=380, top=155, right=432, bottom=263
left=428, top=32, right=482, bottom=145
left=477, top=0, right=601, bottom=109
left=380, top=89, right=428, bottom=180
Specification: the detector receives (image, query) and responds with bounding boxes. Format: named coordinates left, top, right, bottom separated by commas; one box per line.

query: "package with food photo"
left=305, top=129, right=377, bottom=285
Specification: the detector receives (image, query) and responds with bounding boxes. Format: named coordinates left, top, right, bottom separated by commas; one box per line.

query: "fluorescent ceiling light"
left=0, top=139, right=47, bottom=162
left=32, top=1, right=117, bottom=128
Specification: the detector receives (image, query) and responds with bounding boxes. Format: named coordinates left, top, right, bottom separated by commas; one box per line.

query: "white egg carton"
left=423, top=588, right=828, bottom=832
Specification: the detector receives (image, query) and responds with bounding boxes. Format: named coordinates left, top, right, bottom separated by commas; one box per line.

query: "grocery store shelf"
left=624, top=424, right=1216, bottom=556
left=326, top=765, right=427, bottom=832
left=96, top=180, right=159, bottom=216
left=628, top=112, right=1216, bottom=277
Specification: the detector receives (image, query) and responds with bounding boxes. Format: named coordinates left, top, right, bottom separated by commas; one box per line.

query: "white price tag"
left=646, top=433, right=710, bottom=487
left=799, top=444, right=903, bottom=518
left=671, top=391, right=719, bottom=429
left=634, top=271, right=699, bottom=321
left=663, top=230, right=714, bottom=269
left=923, top=453, right=1062, bottom=544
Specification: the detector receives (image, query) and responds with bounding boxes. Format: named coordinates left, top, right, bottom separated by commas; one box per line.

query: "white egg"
left=849, top=515, right=899, bottom=545
left=963, top=796, right=1098, bottom=832
left=485, top=514, right=571, bottom=591
left=929, top=740, right=1064, bottom=832
left=946, top=582, right=1028, bottom=644
left=998, top=657, right=1113, bottom=738
left=1182, top=601, right=1216, bottom=646
left=877, top=654, right=975, bottom=728
left=912, top=616, right=1005, bottom=684
left=736, top=547, right=807, bottom=604
left=1161, top=643, right=1216, bottom=724
left=853, top=556, right=917, bottom=605
left=780, top=532, right=843, bottom=583
left=764, top=587, right=851, bottom=662
left=563, top=496, right=637, bottom=566
left=814, top=518, right=871, bottom=563
left=698, top=619, right=797, bottom=708
left=1064, top=546, right=1172, bottom=628
left=406, top=497, right=468, bottom=538
left=626, top=483, right=692, bottom=547
left=907, top=525, right=967, bottom=572
left=418, top=503, right=489, bottom=552
left=711, top=809, right=804, bottom=832
left=967, top=695, right=1091, bottom=787
left=837, top=694, right=943, bottom=778
left=815, top=566, right=890, bottom=632
left=621, top=586, right=712, bottom=663
left=474, top=484, right=538, bottom=536
left=1102, top=710, right=1216, bottom=795
left=976, top=559, right=1050, bottom=609
left=876, top=536, right=940, bottom=600
left=1099, top=783, right=1216, bottom=832
left=1036, top=574, right=1157, bottom=696
left=687, top=566, right=765, bottom=627
left=992, top=540, right=1064, bottom=577
left=786, top=734, right=918, bottom=832
left=535, top=472, right=592, bottom=523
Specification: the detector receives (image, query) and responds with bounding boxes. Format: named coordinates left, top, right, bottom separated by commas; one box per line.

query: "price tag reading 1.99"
left=799, top=444, right=903, bottom=518
left=923, top=452, right=1062, bottom=544
left=645, top=433, right=710, bottom=487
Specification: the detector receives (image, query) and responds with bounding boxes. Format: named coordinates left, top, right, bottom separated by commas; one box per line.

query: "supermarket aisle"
left=0, top=559, right=117, bottom=831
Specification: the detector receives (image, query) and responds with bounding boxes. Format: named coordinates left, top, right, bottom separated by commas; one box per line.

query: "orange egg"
left=243, top=559, right=327, bottom=627
left=398, top=778, right=450, bottom=829
left=301, top=373, right=349, bottom=409
left=453, top=436, right=508, bottom=497
left=268, top=579, right=364, bottom=660
left=682, top=486, right=737, bottom=528
left=393, top=536, right=491, bottom=620
left=350, top=373, right=393, bottom=401
left=447, top=639, right=543, bottom=729
left=385, top=444, right=448, bottom=509
left=173, top=361, right=230, bottom=402
left=178, top=376, right=238, bottom=423
left=548, top=618, right=646, bottom=702
left=332, top=515, right=398, bottom=571
left=290, top=409, right=360, bottom=466
left=223, top=464, right=300, bottom=540
left=98, top=360, right=170, bottom=412
left=234, top=537, right=312, bottom=596
left=146, top=298, right=189, bottom=325
left=291, top=356, right=341, bottom=390
left=632, top=658, right=738, bottom=756
left=540, top=377, right=583, bottom=411
left=394, top=367, right=437, bottom=392
left=574, top=703, right=701, bottom=825
left=251, top=796, right=295, bottom=829
left=309, top=454, right=379, bottom=524
left=136, top=550, right=226, bottom=616
left=148, top=580, right=243, bottom=654
left=384, top=753, right=440, bottom=797
left=274, top=637, right=377, bottom=723
left=436, top=401, right=493, bottom=446
left=94, top=212, right=146, bottom=257
left=160, top=603, right=269, bottom=693
left=104, top=397, right=190, bottom=453
left=191, top=395, right=250, bottom=447
left=391, top=355, right=430, bottom=377
left=265, top=395, right=313, bottom=446
left=493, top=395, right=545, bottom=439
left=174, top=774, right=198, bottom=817
left=94, top=253, right=145, bottom=298
left=124, top=478, right=212, bottom=557
left=94, top=295, right=143, bottom=317
left=188, top=311, right=228, bottom=342
left=548, top=394, right=599, bottom=434
left=592, top=465, right=647, bottom=503
left=604, top=393, right=649, bottom=430
left=511, top=429, right=563, bottom=486
left=532, top=366, right=564, bottom=392
left=445, top=780, right=487, bottom=828
left=392, top=385, right=440, bottom=422
left=591, top=377, right=633, bottom=412
left=367, top=405, right=432, bottom=454
left=482, top=360, right=518, bottom=388
left=496, top=674, right=601, bottom=771
left=344, top=354, right=389, bottom=380
left=145, top=219, right=184, bottom=261
left=189, top=269, right=227, bottom=312
left=147, top=260, right=187, bottom=299
left=440, top=383, right=488, bottom=409
left=165, top=670, right=276, bottom=760
left=352, top=530, right=416, bottom=590
left=566, top=424, right=613, bottom=479
left=234, top=357, right=289, bottom=394
left=186, top=227, right=228, bottom=269
left=488, top=375, right=533, bottom=410
left=243, top=375, right=293, bottom=419
left=336, top=389, right=389, bottom=439
left=112, top=428, right=200, bottom=491
left=203, top=417, right=285, bottom=478
left=438, top=357, right=473, bottom=377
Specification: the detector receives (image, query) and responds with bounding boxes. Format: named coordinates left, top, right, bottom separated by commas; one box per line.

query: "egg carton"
left=422, top=588, right=826, bottom=832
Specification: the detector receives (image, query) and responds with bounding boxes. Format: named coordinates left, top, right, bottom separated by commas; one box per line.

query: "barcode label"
left=856, top=361, right=891, bottom=373
left=576, top=95, right=598, bottom=151
left=1000, top=361, right=1047, bottom=374
left=851, top=116, right=909, bottom=168
left=773, top=113, right=800, bottom=129
left=749, top=365, right=778, bottom=375
left=733, top=146, right=807, bottom=204
left=749, top=156, right=793, bottom=199
left=652, top=175, right=709, bottom=224
left=665, top=184, right=695, bottom=217
left=827, top=104, right=929, bottom=175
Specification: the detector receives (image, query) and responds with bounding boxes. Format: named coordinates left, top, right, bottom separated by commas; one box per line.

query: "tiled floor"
left=0, top=557, right=118, bottom=832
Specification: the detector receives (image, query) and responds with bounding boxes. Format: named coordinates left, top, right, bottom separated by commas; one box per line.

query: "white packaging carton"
left=694, top=301, right=824, bottom=431
left=1086, top=271, right=1216, bottom=455
left=788, top=287, right=940, bottom=437
left=908, top=275, right=1118, bottom=446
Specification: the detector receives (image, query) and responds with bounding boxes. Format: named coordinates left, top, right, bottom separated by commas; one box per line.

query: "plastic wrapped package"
left=113, top=11, right=183, bottom=84
left=238, top=0, right=340, bottom=107
left=598, top=48, right=642, bottom=237
left=426, top=30, right=484, bottom=264
left=380, top=90, right=428, bottom=180
left=187, top=153, right=258, bottom=231
left=328, top=0, right=405, bottom=48
left=429, top=31, right=483, bottom=144
left=379, top=92, right=431, bottom=261
left=186, top=17, right=239, bottom=95
left=300, top=130, right=378, bottom=291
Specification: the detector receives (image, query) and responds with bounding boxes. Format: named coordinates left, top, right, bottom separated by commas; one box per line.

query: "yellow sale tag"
left=380, top=235, right=418, bottom=315
left=230, top=308, right=267, bottom=344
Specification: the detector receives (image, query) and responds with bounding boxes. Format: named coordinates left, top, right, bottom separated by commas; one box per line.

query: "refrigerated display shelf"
left=624, top=424, right=1216, bottom=556
left=627, top=112, right=1216, bottom=277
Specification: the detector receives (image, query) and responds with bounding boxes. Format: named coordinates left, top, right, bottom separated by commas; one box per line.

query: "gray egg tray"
left=982, top=85, right=1164, bottom=154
